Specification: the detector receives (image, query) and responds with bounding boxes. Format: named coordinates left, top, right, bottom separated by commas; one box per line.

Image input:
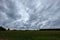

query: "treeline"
left=0, top=26, right=60, bottom=31
left=39, top=29, right=60, bottom=31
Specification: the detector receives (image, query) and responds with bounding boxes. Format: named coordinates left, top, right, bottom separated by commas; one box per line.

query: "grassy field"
left=0, top=31, right=60, bottom=40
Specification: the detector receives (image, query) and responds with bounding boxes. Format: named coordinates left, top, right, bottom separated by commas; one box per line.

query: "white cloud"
left=0, top=0, right=60, bottom=30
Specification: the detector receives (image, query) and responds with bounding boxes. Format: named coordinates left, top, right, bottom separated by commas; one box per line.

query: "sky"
left=0, top=0, right=60, bottom=30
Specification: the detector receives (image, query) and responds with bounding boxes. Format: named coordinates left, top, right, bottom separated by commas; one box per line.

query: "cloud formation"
left=0, top=0, right=60, bottom=30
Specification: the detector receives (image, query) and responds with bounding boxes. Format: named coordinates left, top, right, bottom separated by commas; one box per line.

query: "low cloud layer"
left=0, top=0, right=60, bottom=30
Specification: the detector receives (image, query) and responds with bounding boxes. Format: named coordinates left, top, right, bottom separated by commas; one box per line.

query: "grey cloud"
left=0, top=0, right=60, bottom=30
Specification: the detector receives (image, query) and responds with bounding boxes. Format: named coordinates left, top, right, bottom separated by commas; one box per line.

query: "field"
left=0, top=30, right=60, bottom=40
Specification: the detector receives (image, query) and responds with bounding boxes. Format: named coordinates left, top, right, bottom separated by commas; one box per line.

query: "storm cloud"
left=0, top=0, right=60, bottom=30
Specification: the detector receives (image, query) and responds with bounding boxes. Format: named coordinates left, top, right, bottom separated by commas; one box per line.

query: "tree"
left=8, top=28, right=9, bottom=30
left=0, top=26, right=6, bottom=31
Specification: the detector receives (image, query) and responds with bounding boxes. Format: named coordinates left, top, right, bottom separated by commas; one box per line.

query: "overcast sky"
left=0, top=0, right=60, bottom=30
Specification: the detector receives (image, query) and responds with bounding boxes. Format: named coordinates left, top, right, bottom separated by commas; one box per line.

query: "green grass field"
left=0, top=31, right=60, bottom=40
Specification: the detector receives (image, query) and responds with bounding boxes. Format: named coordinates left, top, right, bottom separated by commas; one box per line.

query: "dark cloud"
left=0, top=0, right=60, bottom=30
